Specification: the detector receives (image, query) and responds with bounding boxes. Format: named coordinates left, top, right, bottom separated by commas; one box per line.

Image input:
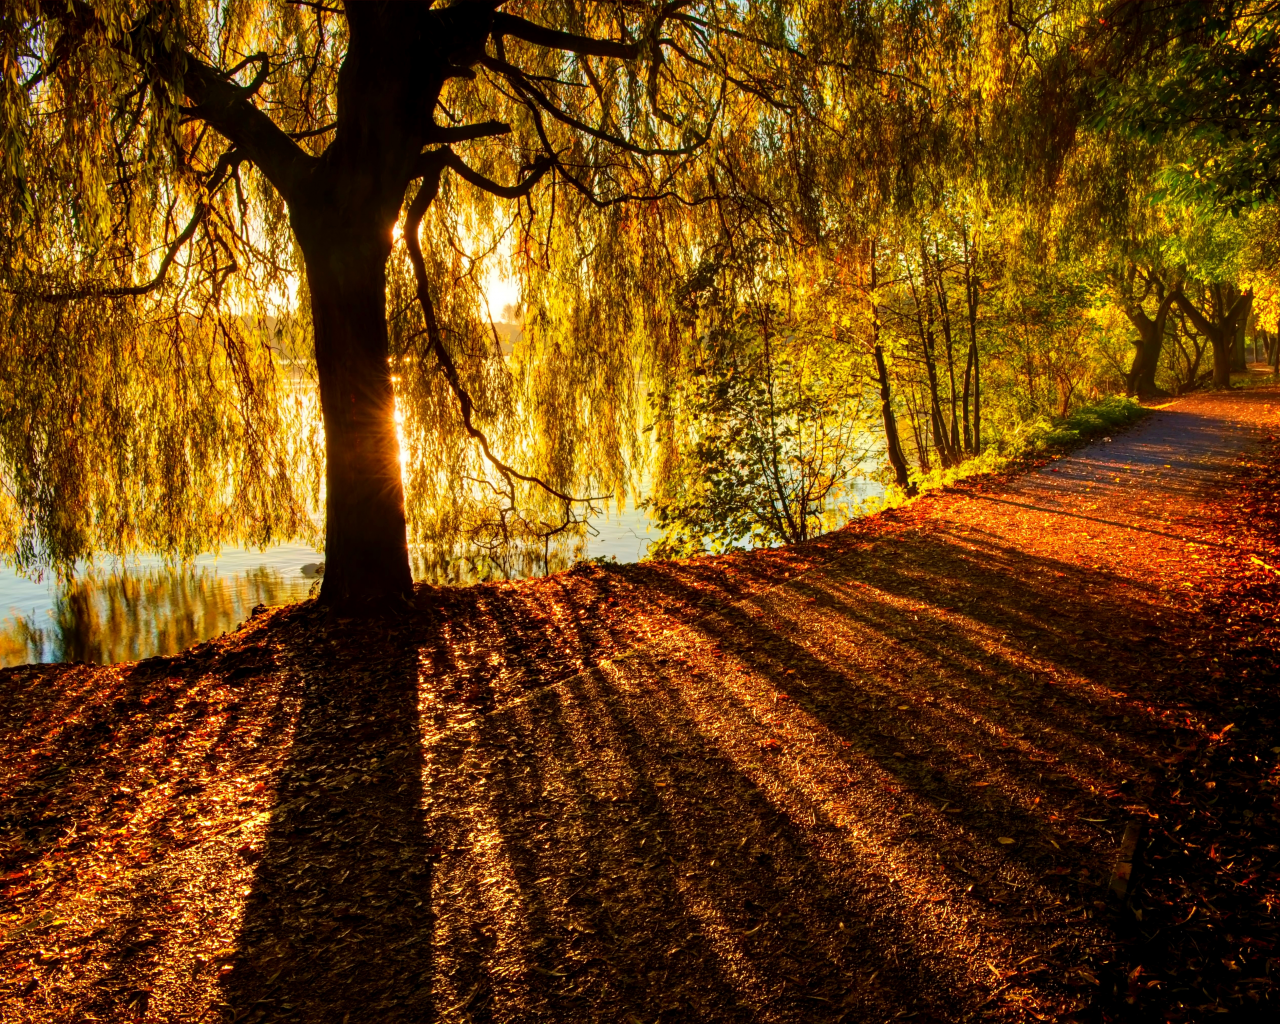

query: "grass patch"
left=1015, top=394, right=1149, bottom=450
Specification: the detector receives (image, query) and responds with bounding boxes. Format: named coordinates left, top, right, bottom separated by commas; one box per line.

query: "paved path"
left=950, top=388, right=1280, bottom=587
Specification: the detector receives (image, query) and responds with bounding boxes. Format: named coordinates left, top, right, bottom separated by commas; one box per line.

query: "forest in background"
left=636, top=0, right=1280, bottom=557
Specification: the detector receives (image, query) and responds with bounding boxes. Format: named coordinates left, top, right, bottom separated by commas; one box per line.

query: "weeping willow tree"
left=0, top=0, right=826, bottom=605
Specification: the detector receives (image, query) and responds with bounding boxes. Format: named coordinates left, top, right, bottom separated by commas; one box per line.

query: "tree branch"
left=31, top=201, right=208, bottom=302
left=402, top=168, right=595, bottom=508
left=480, top=54, right=707, bottom=157
left=425, top=119, right=512, bottom=144
left=1227, top=289, right=1254, bottom=334
left=224, top=52, right=271, bottom=96
left=1174, top=289, right=1220, bottom=338
left=491, top=13, right=638, bottom=60
left=181, top=54, right=315, bottom=203
left=439, top=148, right=552, bottom=198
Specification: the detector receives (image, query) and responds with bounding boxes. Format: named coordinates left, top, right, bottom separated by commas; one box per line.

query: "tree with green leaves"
left=645, top=251, right=877, bottom=556
left=1100, top=0, right=1280, bottom=213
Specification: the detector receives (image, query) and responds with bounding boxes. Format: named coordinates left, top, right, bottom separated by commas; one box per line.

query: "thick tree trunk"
left=1231, top=319, right=1249, bottom=373
left=1174, top=286, right=1251, bottom=390
left=1122, top=288, right=1177, bottom=398
left=299, top=217, right=413, bottom=607
left=1210, top=337, right=1233, bottom=387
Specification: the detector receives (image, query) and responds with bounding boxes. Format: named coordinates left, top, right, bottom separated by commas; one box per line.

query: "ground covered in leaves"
left=2, top=384, right=1279, bottom=1024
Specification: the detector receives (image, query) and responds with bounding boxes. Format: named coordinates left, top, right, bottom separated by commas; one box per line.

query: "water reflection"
left=0, top=564, right=315, bottom=668
left=0, top=482, right=882, bottom=668
left=0, top=505, right=658, bottom=668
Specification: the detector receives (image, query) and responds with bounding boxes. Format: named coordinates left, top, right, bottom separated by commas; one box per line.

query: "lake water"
left=0, top=505, right=658, bottom=668
left=0, top=479, right=884, bottom=668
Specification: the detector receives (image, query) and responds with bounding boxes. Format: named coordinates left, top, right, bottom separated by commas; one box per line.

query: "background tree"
left=645, top=252, right=877, bottom=557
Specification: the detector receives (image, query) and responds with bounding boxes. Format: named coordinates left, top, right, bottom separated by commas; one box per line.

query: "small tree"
left=646, top=259, right=875, bottom=557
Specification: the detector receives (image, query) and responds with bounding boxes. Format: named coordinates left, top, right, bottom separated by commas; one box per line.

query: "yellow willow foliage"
left=0, top=0, right=838, bottom=576
left=0, top=0, right=1110, bottom=579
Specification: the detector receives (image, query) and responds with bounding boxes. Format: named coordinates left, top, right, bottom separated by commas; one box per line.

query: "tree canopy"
left=1, top=0, right=1278, bottom=592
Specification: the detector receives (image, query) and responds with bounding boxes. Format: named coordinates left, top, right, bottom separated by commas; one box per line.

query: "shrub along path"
left=2, top=386, right=1279, bottom=1024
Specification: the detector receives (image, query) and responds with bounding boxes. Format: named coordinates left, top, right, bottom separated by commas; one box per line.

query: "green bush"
left=878, top=395, right=1149, bottom=509
left=1014, top=395, right=1147, bottom=455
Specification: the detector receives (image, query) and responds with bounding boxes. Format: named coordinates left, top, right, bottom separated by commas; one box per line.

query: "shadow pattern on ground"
left=218, top=497, right=1274, bottom=1023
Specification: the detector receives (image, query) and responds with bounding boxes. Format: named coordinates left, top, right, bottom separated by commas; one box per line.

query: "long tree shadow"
left=420, top=655, right=1010, bottom=1023
left=213, top=465, right=1262, bottom=1023
left=222, top=612, right=435, bottom=1022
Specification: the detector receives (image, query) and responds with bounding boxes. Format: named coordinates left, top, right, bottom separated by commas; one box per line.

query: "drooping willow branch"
left=25, top=147, right=243, bottom=303
left=404, top=150, right=601, bottom=517
left=30, top=199, right=208, bottom=303
left=480, top=53, right=709, bottom=158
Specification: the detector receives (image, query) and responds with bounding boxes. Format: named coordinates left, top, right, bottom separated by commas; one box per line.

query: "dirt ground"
left=2, top=385, right=1279, bottom=1023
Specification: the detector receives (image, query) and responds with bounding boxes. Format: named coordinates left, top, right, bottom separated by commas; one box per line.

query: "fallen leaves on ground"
left=0, top=387, right=1278, bottom=1023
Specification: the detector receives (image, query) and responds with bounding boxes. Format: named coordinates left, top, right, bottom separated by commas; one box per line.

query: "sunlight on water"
left=0, top=507, right=658, bottom=669
left=0, top=478, right=884, bottom=668
left=0, top=545, right=321, bottom=668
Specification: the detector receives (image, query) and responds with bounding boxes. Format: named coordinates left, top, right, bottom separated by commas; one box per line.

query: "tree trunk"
left=299, top=215, right=413, bottom=607
left=1232, top=317, right=1248, bottom=373
left=867, top=245, right=914, bottom=494
left=931, top=247, right=961, bottom=454
left=913, top=253, right=955, bottom=468
left=960, top=224, right=982, bottom=454
left=1122, top=287, right=1177, bottom=398
left=1174, top=286, right=1252, bottom=390
left=874, top=345, right=914, bottom=494
left=972, top=337, right=981, bottom=453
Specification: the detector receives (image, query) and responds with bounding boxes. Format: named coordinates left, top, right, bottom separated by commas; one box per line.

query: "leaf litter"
left=0, top=387, right=1278, bottom=1022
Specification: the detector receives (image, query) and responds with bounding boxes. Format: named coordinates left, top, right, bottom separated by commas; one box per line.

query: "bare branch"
left=224, top=52, right=269, bottom=91
left=425, top=119, right=512, bottom=144
left=491, top=13, right=637, bottom=60
left=286, top=0, right=342, bottom=12
left=287, top=122, right=337, bottom=139
left=440, top=148, right=552, bottom=198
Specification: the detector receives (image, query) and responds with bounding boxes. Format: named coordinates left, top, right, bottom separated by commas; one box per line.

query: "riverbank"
left=2, top=385, right=1278, bottom=1023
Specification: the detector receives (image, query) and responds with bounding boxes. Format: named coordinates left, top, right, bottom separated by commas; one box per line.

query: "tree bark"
left=913, top=251, right=956, bottom=468
left=1174, top=285, right=1252, bottom=389
left=295, top=204, right=413, bottom=607
left=1232, top=316, right=1249, bottom=373
left=960, top=223, right=982, bottom=454
left=931, top=246, right=961, bottom=454
left=1121, top=286, right=1177, bottom=399
left=874, top=345, right=913, bottom=494
left=867, top=244, right=913, bottom=494
left=971, top=338, right=981, bottom=453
